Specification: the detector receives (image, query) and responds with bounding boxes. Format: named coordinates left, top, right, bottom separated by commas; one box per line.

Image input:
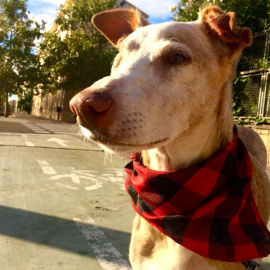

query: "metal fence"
left=264, top=72, right=270, bottom=117
left=239, top=30, right=270, bottom=117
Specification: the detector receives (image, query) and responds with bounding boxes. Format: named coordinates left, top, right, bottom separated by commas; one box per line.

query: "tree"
left=17, top=90, right=33, bottom=113
left=171, top=0, right=270, bottom=33
left=39, top=0, right=117, bottom=95
left=171, top=0, right=270, bottom=116
left=0, top=0, right=44, bottom=116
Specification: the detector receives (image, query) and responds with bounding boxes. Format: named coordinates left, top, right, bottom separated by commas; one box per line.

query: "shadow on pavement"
left=0, top=205, right=130, bottom=264
left=3, top=204, right=270, bottom=269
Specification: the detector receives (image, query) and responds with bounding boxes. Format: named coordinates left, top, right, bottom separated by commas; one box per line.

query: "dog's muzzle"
left=70, top=87, right=114, bottom=136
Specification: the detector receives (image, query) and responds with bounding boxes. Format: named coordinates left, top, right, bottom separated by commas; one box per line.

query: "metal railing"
left=239, top=30, right=270, bottom=118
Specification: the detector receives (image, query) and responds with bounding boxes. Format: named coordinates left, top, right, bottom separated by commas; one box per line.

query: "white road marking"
left=73, top=217, right=131, bottom=270
left=37, top=160, right=57, bottom=175
left=84, top=182, right=103, bottom=191
left=48, top=130, right=61, bottom=131
left=25, top=141, right=35, bottom=147
left=50, top=173, right=81, bottom=184
left=21, top=134, right=28, bottom=138
left=47, top=138, right=68, bottom=147
left=50, top=172, right=103, bottom=191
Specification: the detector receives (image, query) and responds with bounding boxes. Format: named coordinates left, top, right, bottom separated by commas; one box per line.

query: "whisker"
left=70, top=123, right=79, bottom=132
left=76, top=128, right=82, bottom=139
left=63, top=113, right=77, bottom=122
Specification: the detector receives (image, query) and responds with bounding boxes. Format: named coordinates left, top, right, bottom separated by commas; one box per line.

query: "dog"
left=70, top=5, right=270, bottom=270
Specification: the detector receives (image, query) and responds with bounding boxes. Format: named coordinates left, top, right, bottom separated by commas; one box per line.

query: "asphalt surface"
left=1, top=113, right=270, bottom=270
left=0, top=113, right=134, bottom=270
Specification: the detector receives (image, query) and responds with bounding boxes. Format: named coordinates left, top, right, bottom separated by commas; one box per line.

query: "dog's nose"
left=70, top=91, right=112, bottom=114
left=70, top=89, right=113, bottom=129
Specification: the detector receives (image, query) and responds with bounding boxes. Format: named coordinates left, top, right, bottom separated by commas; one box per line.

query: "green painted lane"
left=0, top=144, right=134, bottom=270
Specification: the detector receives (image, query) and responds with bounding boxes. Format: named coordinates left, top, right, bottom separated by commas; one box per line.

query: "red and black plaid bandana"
left=125, top=127, right=270, bottom=262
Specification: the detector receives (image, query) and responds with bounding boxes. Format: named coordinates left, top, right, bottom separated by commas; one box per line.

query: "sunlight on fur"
left=69, top=5, right=270, bottom=270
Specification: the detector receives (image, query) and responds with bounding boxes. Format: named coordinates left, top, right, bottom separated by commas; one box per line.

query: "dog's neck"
left=142, top=84, right=234, bottom=171
left=142, top=122, right=232, bottom=171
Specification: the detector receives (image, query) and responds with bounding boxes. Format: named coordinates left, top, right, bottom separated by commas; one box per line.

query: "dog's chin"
left=80, top=126, right=169, bottom=153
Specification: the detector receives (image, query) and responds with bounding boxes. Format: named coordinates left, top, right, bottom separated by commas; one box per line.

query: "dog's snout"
left=76, top=93, right=112, bottom=115
left=70, top=89, right=113, bottom=130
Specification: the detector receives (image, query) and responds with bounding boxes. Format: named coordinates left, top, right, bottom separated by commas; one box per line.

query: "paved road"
left=1, top=113, right=270, bottom=269
left=0, top=113, right=134, bottom=270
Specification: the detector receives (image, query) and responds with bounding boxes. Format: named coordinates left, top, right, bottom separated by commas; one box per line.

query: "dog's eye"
left=169, top=53, right=187, bottom=65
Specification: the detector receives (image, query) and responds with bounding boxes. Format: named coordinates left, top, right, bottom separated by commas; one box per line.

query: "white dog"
left=70, top=5, right=270, bottom=270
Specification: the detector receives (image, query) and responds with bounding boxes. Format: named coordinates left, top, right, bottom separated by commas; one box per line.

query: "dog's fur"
left=70, top=6, right=270, bottom=270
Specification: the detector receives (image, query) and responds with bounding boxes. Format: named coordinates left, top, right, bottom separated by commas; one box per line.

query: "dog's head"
left=70, top=6, right=251, bottom=153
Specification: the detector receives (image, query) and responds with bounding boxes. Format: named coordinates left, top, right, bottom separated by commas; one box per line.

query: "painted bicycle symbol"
left=50, top=167, right=126, bottom=191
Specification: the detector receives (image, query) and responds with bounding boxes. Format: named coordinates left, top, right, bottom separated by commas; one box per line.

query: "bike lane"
left=0, top=128, right=133, bottom=270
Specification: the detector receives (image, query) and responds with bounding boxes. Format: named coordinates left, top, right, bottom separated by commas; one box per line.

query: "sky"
left=27, top=0, right=179, bottom=31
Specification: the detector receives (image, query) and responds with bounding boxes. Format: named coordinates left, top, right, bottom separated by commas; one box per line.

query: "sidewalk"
left=0, top=113, right=34, bottom=133
left=0, top=112, right=78, bottom=135
left=13, top=112, right=76, bottom=124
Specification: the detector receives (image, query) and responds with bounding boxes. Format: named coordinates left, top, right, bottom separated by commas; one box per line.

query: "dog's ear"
left=199, top=5, right=252, bottom=58
left=92, top=9, right=149, bottom=46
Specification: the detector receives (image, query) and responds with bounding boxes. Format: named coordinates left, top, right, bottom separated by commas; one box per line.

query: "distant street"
left=0, top=113, right=134, bottom=270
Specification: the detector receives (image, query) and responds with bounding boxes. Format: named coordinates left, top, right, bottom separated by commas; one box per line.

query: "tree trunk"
left=4, top=89, right=8, bottom=117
